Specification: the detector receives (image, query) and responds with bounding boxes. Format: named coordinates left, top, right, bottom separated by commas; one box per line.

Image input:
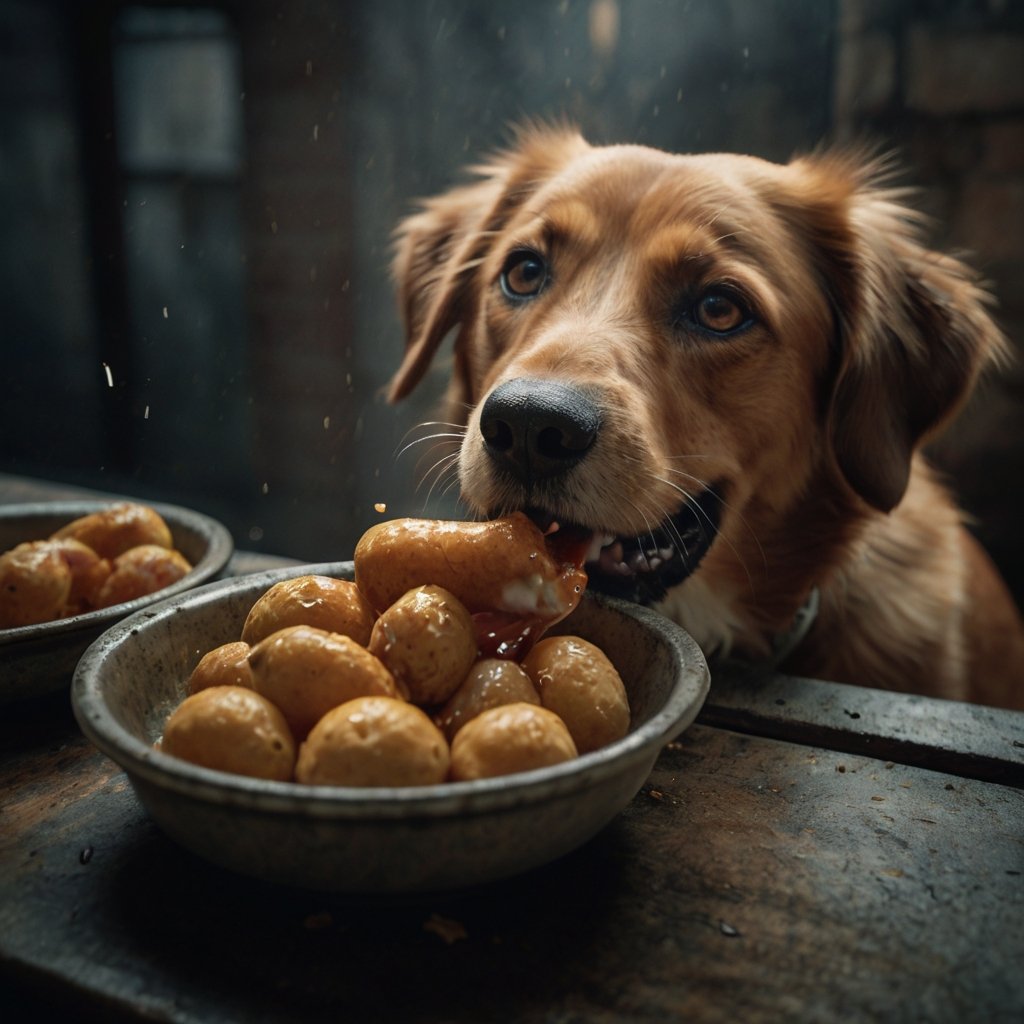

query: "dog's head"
left=388, top=126, right=1006, bottom=604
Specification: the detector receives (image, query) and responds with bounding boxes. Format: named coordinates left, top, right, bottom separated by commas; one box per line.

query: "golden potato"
left=449, top=703, right=578, bottom=781
left=51, top=537, right=111, bottom=615
left=160, top=685, right=296, bottom=781
left=95, top=544, right=192, bottom=608
left=368, top=585, right=478, bottom=706
left=354, top=513, right=587, bottom=622
left=248, top=624, right=399, bottom=739
left=0, top=541, right=72, bottom=628
left=241, top=575, right=376, bottom=647
left=522, top=636, right=630, bottom=754
left=51, top=502, right=173, bottom=558
left=436, top=658, right=540, bottom=741
left=187, top=641, right=254, bottom=694
left=295, top=696, right=449, bottom=787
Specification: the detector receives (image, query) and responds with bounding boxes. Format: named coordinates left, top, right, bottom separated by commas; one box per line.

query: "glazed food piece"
left=0, top=541, right=73, bottom=628
left=52, top=538, right=112, bottom=615
left=449, top=702, right=578, bottom=781
left=241, top=575, right=377, bottom=647
left=354, top=512, right=587, bottom=622
left=160, top=685, right=296, bottom=781
left=51, top=502, right=173, bottom=558
left=368, top=585, right=478, bottom=706
left=186, top=641, right=254, bottom=694
left=435, top=658, right=540, bottom=741
left=522, top=636, right=630, bottom=754
left=295, top=696, right=450, bottom=787
left=95, top=544, right=192, bottom=608
left=248, top=624, right=399, bottom=739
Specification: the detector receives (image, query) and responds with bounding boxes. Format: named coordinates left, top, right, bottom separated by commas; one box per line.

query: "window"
left=109, top=5, right=252, bottom=496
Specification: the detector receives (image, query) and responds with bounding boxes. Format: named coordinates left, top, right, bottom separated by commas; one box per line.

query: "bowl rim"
left=72, top=561, right=710, bottom=820
left=0, top=499, right=234, bottom=646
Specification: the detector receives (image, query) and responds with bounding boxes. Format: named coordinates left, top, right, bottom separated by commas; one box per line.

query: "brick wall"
left=236, top=2, right=359, bottom=556
left=834, top=0, right=1024, bottom=597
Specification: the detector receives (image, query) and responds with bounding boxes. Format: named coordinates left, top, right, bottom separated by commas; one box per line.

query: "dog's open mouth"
left=528, top=485, right=722, bottom=605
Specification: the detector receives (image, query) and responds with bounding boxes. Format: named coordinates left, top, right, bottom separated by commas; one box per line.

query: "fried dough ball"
left=449, top=703, right=578, bottom=781
left=94, top=544, right=192, bottom=608
left=51, top=502, right=173, bottom=558
left=241, top=575, right=377, bottom=647
left=436, top=658, right=540, bottom=741
left=522, top=636, right=630, bottom=754
left=368, top=585, right=478, bottom=706
left=295, top=696, right=449, bottom=787
left=187, top=641, right=254, bottom=695
left=248, top=624, right=399, bottom=739
left=0, top=541, right=72, bottom=628
left=160, top=685, right=296, bottom=781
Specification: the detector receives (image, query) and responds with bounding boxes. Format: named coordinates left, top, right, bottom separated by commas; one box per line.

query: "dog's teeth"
left=586, top=533, right=614, bottom=561
left=658, top=547, right=675, bottom=562
left=628, top=551, right=649, bottom=573
left=597, top=543, right=628, bottom=575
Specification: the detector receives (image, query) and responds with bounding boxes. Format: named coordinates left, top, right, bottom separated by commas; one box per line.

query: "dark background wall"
left=1, top=0, right=1021, bottom=602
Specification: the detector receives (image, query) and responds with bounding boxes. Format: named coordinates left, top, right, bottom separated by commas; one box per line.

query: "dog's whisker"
left=661, top=467, right=712, bottom=491
left=393, top=420, right=467, bottom=461
left=417, top=451, right=461, bottom=506
left=657, top=465, right=766, bottom=571
left=652, top=474, right=758, bottom=592
left=395, top=434, right=463, bottom=465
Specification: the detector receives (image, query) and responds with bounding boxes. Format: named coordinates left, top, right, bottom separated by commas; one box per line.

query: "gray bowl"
left=72, top=562, right=709, bottom=894
left=0, top=501, right=234, bottom=703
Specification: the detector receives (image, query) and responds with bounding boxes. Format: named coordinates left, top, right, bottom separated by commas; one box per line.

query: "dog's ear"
left=782, top=153, right=1009, bottom=512
left=388, top=125, right=589, bottom=404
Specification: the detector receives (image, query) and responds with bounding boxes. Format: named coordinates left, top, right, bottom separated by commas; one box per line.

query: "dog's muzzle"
left=477, top=376, right=720, bottom=605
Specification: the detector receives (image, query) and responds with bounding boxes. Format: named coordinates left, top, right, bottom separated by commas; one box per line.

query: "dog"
left=386, top=124, right=1024, bottom=710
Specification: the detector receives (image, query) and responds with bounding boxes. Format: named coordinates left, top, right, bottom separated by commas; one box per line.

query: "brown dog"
left=387, top=125, right=1024, bottom=709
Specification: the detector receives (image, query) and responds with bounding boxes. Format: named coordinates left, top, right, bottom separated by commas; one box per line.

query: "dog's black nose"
left=479, top=378, right=601, bottom=483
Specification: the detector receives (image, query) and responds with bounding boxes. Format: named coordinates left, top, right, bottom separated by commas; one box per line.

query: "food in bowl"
left=161, top=685, right=296, bottom=782
left=295, top=695, right=450, bottom=787
left=368, top=584, right=479, bottom=705
left=240, top=575, right=376, bottom=647
left=522, top=636, right=631, bottom=754
left=449, top=703, right=578, bottom=781
left=248, top=624, right=401, bottom=739
left=0, top=502, right=193, bottom=628
left=186, top=640, right=254, bottom=694
left=158, top=513, right=631, bottom=785
left=73, top=552, right=709, bottom=892
left=435, top=658, right=540, bottom=741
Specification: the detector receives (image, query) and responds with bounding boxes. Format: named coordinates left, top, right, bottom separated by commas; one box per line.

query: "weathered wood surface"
left=2, top=695, right=1022, bottom=1024
left=3, top=471, right=1023, bottom=1021
left=702, top=663, right=1024, bottom=787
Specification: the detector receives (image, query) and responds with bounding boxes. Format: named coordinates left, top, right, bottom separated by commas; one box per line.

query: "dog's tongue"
left=525, top=510, right=594, bottom=568
left=545, top=526, right=593, bottom=569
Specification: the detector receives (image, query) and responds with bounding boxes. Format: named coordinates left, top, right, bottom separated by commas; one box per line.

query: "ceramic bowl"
left=0, top=501, right=233, bottom=702
left=72, top=562, right=709, bottom=894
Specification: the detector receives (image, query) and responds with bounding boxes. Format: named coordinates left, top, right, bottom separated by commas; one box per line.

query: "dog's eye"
left=500, top=250, right=548, bottom=300
left=693, top=290, right=750, bottom=334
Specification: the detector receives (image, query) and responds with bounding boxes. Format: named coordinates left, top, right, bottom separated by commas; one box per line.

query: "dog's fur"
left=388, top=125, right=1024, bottom=709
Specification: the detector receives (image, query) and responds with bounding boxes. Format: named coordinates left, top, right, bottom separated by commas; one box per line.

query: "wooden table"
left=2, top=472, right=1022, bottom=1023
